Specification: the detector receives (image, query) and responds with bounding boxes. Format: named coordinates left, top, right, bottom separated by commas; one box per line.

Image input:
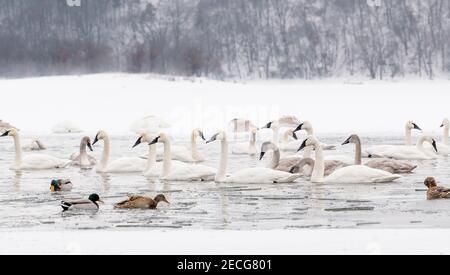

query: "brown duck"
left=424, top=177, right=450, bottom=200
left=115, top=194, right=170, bottom=209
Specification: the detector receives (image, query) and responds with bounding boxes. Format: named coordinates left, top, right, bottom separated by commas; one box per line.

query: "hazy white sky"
left=1, top=74, right=448, bottom=137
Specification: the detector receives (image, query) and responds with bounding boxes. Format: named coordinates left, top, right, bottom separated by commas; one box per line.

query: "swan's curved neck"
left=162, top=139, right=172, bottom=177
left=282, top=131, right=290, bottom=144
left=405, top=126, right=412, bottom=146
left=305, top=128, right=314, bottom=136
left=12, top=133, right=22, bottom=169
left=443, top=126, right=449, bottom=145
left=416, top=137, right=426, bottom=151
left=353, top=137, right=362, bottom=165
left=99, top=136, right=111, bottom=170
left=269, top=148, right=281, bottom=169
left=144, top=144, right=157, bottom=173
left=217, top=137, right=229, bottom=181
left=191, top=132, right=200, bottom=161
left=80, top=141, right=88, bottom=158
left=311, top=143, right=325, bottom=183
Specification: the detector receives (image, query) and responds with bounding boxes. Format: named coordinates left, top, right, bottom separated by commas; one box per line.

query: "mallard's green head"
left=88, top=194, right=103, bottom=204
left=50, top=180, right=60, bottom=192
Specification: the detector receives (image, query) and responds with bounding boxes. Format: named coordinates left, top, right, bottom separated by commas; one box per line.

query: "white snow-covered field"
left=1, top=73, right=449, bottom=136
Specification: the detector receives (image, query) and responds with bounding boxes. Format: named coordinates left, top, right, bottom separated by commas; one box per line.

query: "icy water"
left=0, top=133, right=449, bottom=231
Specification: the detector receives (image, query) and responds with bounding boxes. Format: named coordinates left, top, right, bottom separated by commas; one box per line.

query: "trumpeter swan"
left=342, top=134, right=417, bottom=173
left=423, top=119, right=450, bottom=156
left=132, top=133, right=162, bottom=177
left=149, top=133, right=216, bottom=181
left=232, top=128, right=258, bottom=156
left=298, top=136, right=401, bottom=183
left=93, top=130, right=146, bottom=173
left=365, top=135, right=438, bottom=160
left=70, top=136, right=97, bottom=169
left=293, top=121, right=336, bottom=150
left=207, top=131, right=301, bottom=184
left=0, top=129, right=71, bottom=171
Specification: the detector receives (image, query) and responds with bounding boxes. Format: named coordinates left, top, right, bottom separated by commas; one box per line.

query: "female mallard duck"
left=115, top=194, right=170, bottom=210
left=50, top=179, right=73, bottom=192
left=61, top=194, right=103, bottom=211
left=424, top=177, right=450, bottom=200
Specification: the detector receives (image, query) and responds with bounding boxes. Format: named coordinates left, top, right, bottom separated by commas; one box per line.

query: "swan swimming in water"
left=365, top=135, right=438, bottom=160
left=149, top=133, right=217, bottom=181
left=1, top=129, right=71, bottom=171
left=232, top=128, right=258, bottom=156
left=207, top=131, right=301, bottom=184
left=261, top=120, right=281, bottom=145
left=22, top=138, right=46, bottom=151
left=423, top=119, right=450, bottom=156
left=278, top=129, right=302, bottom=152
left=298, top=136, right=401, bottom=183
left=342, top=134, right=417, bottom=174
left=93, top=130, right=146, bottom=173
left=132, top=133, right=162, bottom=177
left=70, top=136, right=97, bottom=169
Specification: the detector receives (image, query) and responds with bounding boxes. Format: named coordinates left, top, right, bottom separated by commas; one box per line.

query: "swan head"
left=0, top=128, right=18, bottom=137
left=284, top=129, right=298, bottom=140
left=81, top=136, right=93, bottom=152
left=294, top=121, right=313, bottom=133
left=441, top=119, right=449, bottom=128
left=420, top=136, right=438, bottom=152
left=92, top=130, right=108, bottom=146
left=260, top=142, right=278, bottom=160
left=154, top=194, right=170, bottom=205
left=88, top=194, right=104, bottom=204
left=424, top=177, right=437, bottom=188
left=192, top=129, right=206, bottom=141
left=133, top=133, right=153, bottom=148
left=297, top=136, right=319, bottom=152
left=261, top=120, right=279, bottom=130
left=149, top=133, right=170, bottom=145
left=206, top=131, right=226, bottom=144
left=406, top=121, right=422, bottom=131
left=342, top=134, right=360, bottom=146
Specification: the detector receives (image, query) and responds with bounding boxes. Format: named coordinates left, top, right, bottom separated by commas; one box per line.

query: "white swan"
left=342, top=134, right=417, bottom=174
left=70, top=136, right=97, bottom=169
left=149, top=133, right=216, bottom=181
left=22, top=138, right=46, bottom=151
left=207, top=131, right=301, bottom=184
left=293, top=121, right=336, bottom=150
left=298, top=136, right=401, bottom=183
left=93, top=130, right=146, bottom=173
left=424, top=119, right=450, bottom=156
left=364, top=120, right=422, bottom=157
left=232, top=128, right=258, bottom=156
left=132, top=133, right=162, bottom=177
left=365, top=135, right=438, bottom=160
left=261, top=120, right=281, bottom=145
left=278, top=129, right=302, bottom=151
left=1, top=129, right=71, bottom=171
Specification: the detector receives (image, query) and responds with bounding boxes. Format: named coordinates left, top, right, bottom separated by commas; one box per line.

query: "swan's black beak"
left=87, top=142, right=93, bottom=152
left=199, top=131, right=206, bottom=141
left=342, top=136, right=351, bottom=146
left=292, top=132, right=298, bottom=140
left=432, top=140, right=438, bottom=153
left=206, top=133, right=218, bottom=144
left=259, top=152, right=266, bottom=161
left=132, top=136, right=142, bottom=148
left=1, top=130, right=10, bottom=137
left=149, top=136, right=160, bottom=146
left=294, top=123, right=304, bottom=133
left=441, top=123, right=444, bottom=128
left=413, top=123, right=422, bottom=131
left=262, top=122, right=272, bottom=129
left=92, top=134, right=99, bottom=146
left=298, top=139, right=308, bottom=152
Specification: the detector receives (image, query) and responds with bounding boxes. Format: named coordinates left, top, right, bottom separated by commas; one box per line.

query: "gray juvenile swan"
left=70, top=136, right=97, bottom=168
left=342, top=134, right=417, bottom=174
left=259, top=142, right=302, bottom=172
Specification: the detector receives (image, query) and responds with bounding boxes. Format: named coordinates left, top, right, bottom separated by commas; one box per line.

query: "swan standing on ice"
left=149, top=133, right=217, bottom=181
left=132, top=133, right=162, bottom=177
left=93, top=130, right=146, bottom=173
left=364, top=120, right=422, bottom=157
left=365, top=135, right=438, bottom=160
left=342, top=134, right=417, bottom=174
left=298, top=136, right=401, bottom=183
left=70, top=136, right=97, bottom=169
left=0, top=129, right=72, bottom=171
left=232, top=128, right=258, bottom=156
left=293, top=121, right=336, bottom=150
left=207, top=131, right=301, bottom=184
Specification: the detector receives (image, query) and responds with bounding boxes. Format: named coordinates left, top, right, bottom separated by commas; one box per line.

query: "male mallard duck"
left=50, top=179, right=73, bottom=192
left=114, top=194, right=170, bottom=209
left=61, top=194, right=103, bottom=211
left=424, top=177, right=450, bottom=200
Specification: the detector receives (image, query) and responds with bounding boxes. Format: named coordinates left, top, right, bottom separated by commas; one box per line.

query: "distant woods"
left=0, top=0, right=449, bottom=79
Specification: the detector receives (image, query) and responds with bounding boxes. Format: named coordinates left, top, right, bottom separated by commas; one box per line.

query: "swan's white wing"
left=326, top=165, right=401, bottom=183
left=363, top=145, right=397, bottom=158
left=227, top=167, right=300, bottom=184
left=143, top=162, right=163, bottom=177
left=105, top=157, right=146, bottom=173
left=155, top=145, right=195, bottom=163
left=21, top=154, right=71, bottom=170
left=165, top=161, right=216, bottom=181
